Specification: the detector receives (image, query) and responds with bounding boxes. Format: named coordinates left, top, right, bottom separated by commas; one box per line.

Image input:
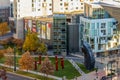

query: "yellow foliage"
left=23, top=32, right=39, bottom=51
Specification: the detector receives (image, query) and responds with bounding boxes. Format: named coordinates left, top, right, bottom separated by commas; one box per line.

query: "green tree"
left=23, top=31, right=39, bottom=52
left=19, top=51, right=35, bottom=71
left=0, top=22, right=9, bottom=36
left=37, top=42, right=47, bottom=55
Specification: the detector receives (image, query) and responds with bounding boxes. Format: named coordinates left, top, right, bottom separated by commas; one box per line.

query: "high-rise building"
left=79, top=2, right=120, bottom=56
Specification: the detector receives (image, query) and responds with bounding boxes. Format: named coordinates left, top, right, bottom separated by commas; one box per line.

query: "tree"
left=23, top=31, right=39, bottom=52
left=12, top=38, right=23, bottom=49
left=37, top=42, right=47, bottom=55
left=4, top=47, right=14, bottom=67
left=40, top=56, right=54, bottom=75
left=0, top=50, right=4, bottom=59
left=19, top=51, right=35, bottom=71
left=0, top=22, right=9, bottom=36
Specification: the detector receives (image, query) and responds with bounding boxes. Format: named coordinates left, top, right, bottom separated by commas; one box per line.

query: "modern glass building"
left=53, top=14, right=67, bottom=55
left=80, top=2, right=120, bottom=56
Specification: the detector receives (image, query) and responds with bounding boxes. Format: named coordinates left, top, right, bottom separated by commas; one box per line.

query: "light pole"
left=14, top=46, right=16, bottom=71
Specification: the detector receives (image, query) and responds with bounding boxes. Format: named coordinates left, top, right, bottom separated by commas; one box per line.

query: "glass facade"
left=92, top=8, right=111, bottom=19
left=53, top=14, right=67, bottom=54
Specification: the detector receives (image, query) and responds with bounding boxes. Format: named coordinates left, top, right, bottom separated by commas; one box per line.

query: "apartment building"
left=0, top=0, right=10, bottom=22
left=79, top=2, right=120, bottom=56
left=53, top=0, right=100, bottom=13
left=13, top=0, right=53, bottom=39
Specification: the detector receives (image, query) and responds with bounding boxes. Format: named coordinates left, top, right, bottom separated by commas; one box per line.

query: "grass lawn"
left=0, top=56, right=81, bottom=79
left=35, top=57, right=81, bottom=79
left=77, top=63, right=96, bottom=73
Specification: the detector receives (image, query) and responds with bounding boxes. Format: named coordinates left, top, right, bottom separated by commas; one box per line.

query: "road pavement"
left=6, top=72, right=34, bottom=80
left=0, top=32, right=13, bottom=40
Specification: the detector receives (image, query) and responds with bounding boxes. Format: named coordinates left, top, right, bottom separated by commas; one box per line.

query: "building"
left=13, top=0, right=53, bottom=39
left=53, top=14, right=67, bottom=55
left=13, top=0, right=103, bottom=39
left=100, top=0, right=120, bottom=29
left=67, top=14, right=81, bottom=53
left=23, top=17, right=53, bottom=47
left=0, top=0, right=10, bottom=22
left=53, top=0, right=100, bottom=13
left=79, top=2, right=120, bottom=56
left=10, top=0, right=13, bottom=17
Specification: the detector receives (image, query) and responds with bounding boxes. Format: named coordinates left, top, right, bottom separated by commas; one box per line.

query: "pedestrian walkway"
left=68, top=59, right=85, bottom=75
left=0, top=64, right=62, bottom=80
left=77, top=69, right=106, bottom=80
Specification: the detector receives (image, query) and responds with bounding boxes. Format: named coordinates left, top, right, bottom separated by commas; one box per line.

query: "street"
left=6, top=72, right=34, bottom=80
left=0, top=32, right=13, bottom=40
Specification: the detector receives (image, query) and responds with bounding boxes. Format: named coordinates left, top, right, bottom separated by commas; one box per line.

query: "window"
left=60, top=3, right=63, bottom=6
left=32, top=0, right=35, bottom=2
left=101, top=23, right=106, bottom=28
left=81, top=7, right=83, bottom=9
left=76, top=7, right=78, bottom=9
left=32, top=4, right=34, bottom=7
left=49, top=4, right=52, bottom=6
left=65, top=8, right=68, bottom=10
left=49, top=8, right=52, bottom=10
left=101, top=30, right=106, bottom=35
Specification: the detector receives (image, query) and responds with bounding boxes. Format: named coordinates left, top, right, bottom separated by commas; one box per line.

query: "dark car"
left=100, top=76, right=107, bottom=80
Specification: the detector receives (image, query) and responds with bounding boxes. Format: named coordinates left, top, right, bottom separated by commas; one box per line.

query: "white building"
left=13, top=0, right=53, bottom=39
left=79, top=2, right=120, bottom=56
left=53, top=0, right=100, bottom=13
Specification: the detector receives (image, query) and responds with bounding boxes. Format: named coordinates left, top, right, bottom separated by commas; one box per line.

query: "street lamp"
left=14, top=46, right=16, bottom=71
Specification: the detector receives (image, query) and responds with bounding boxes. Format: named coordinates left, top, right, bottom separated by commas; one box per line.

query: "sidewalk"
left=0, top=64, right=62, bottom=80
left=77, top=69, right=106, bottom=80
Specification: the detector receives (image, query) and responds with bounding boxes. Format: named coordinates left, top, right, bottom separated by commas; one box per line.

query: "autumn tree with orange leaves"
left=0, top=22, right=9, bottom=36
left=4, top=47, right=14, bottom=67
left=40, top=56, right=54, bottom=76
left=19, top=51, right=35, bottom=71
